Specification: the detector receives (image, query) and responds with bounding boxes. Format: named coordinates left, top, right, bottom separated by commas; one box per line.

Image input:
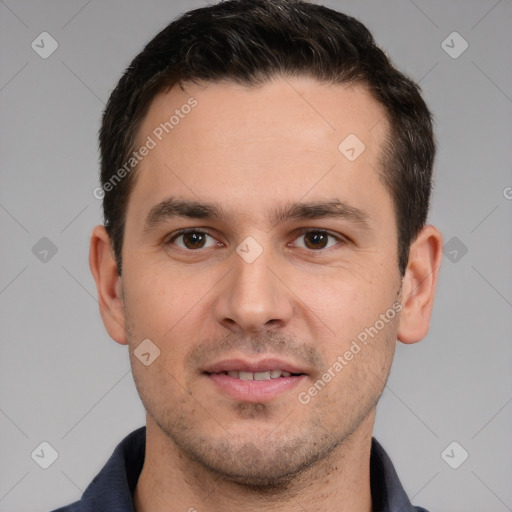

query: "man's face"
left=121, top=77, right=402, bottom=485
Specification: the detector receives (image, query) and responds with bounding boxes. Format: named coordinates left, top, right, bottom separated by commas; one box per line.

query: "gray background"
left=1, top=1, right=511, bottom=511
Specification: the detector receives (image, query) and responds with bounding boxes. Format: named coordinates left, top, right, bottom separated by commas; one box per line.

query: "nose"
left=213, top=245, right=294, bottom=334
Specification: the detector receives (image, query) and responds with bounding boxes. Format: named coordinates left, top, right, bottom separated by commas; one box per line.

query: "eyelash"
left=166, top=228, right=346, bottom=251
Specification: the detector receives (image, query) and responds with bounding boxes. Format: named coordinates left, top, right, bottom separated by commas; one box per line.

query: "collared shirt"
left=50, top=426, right=429, bottom=512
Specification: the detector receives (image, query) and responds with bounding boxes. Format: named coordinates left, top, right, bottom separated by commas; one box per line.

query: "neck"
left=134, top=412, right=375, bottom=512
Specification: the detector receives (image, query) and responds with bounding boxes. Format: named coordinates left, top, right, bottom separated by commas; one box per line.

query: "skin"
left=90, top=76, right=443, bottom=512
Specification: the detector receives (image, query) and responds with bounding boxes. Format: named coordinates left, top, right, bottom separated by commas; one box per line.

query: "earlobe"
left=89, top=225, right=128, bottom=345
left=397, top=225, right=443, bottom=344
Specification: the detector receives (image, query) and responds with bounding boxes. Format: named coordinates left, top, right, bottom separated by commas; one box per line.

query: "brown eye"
left=303, top=231, right=329, bottom=249
left=292, top=230, right=341, bottom=250
left=169, top=230, right=218, bottom=250
left=182, top=232, right=206, bottom=249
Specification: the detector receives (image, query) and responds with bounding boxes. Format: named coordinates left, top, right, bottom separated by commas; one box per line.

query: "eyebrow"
left=143, top=196, right=371, bottom=232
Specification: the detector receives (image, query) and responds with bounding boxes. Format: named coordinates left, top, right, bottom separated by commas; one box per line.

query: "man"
left=53, top=0, right=443, bottom=510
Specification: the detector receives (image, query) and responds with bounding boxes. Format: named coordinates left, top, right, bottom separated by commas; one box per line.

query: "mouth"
left=208, top=370, right=302, bottom=380
left=202, top=358, right=308, bottom=402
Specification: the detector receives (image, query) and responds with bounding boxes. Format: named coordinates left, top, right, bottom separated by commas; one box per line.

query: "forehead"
left=138, top=77, right=387, bottom=155
left=128, top=76, right=391, bottom=227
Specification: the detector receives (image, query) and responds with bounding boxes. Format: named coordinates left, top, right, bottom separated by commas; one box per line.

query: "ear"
left=89, top=225, right=128, bottom=345
left=397, top=225, right=443, bottom=344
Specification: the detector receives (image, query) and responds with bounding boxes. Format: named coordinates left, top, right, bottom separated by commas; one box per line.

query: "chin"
left=197, top=449, right=311, bottom=489
left=168, top=426, right=341, bottom=491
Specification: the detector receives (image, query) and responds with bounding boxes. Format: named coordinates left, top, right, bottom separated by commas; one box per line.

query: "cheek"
left=122, top=259, right=219, bottom=388
left=296, top=262, right=397, bottom=343
left=123, top=257, right=214, bottom=336
left=129, top=347, right=189, bottom=423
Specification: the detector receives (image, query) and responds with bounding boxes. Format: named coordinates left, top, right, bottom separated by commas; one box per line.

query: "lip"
left=202, top=358, right=308, bottom=375
left=202, top=358, right=309, bottom=403
left=206, top=373, right=306, bottom=402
